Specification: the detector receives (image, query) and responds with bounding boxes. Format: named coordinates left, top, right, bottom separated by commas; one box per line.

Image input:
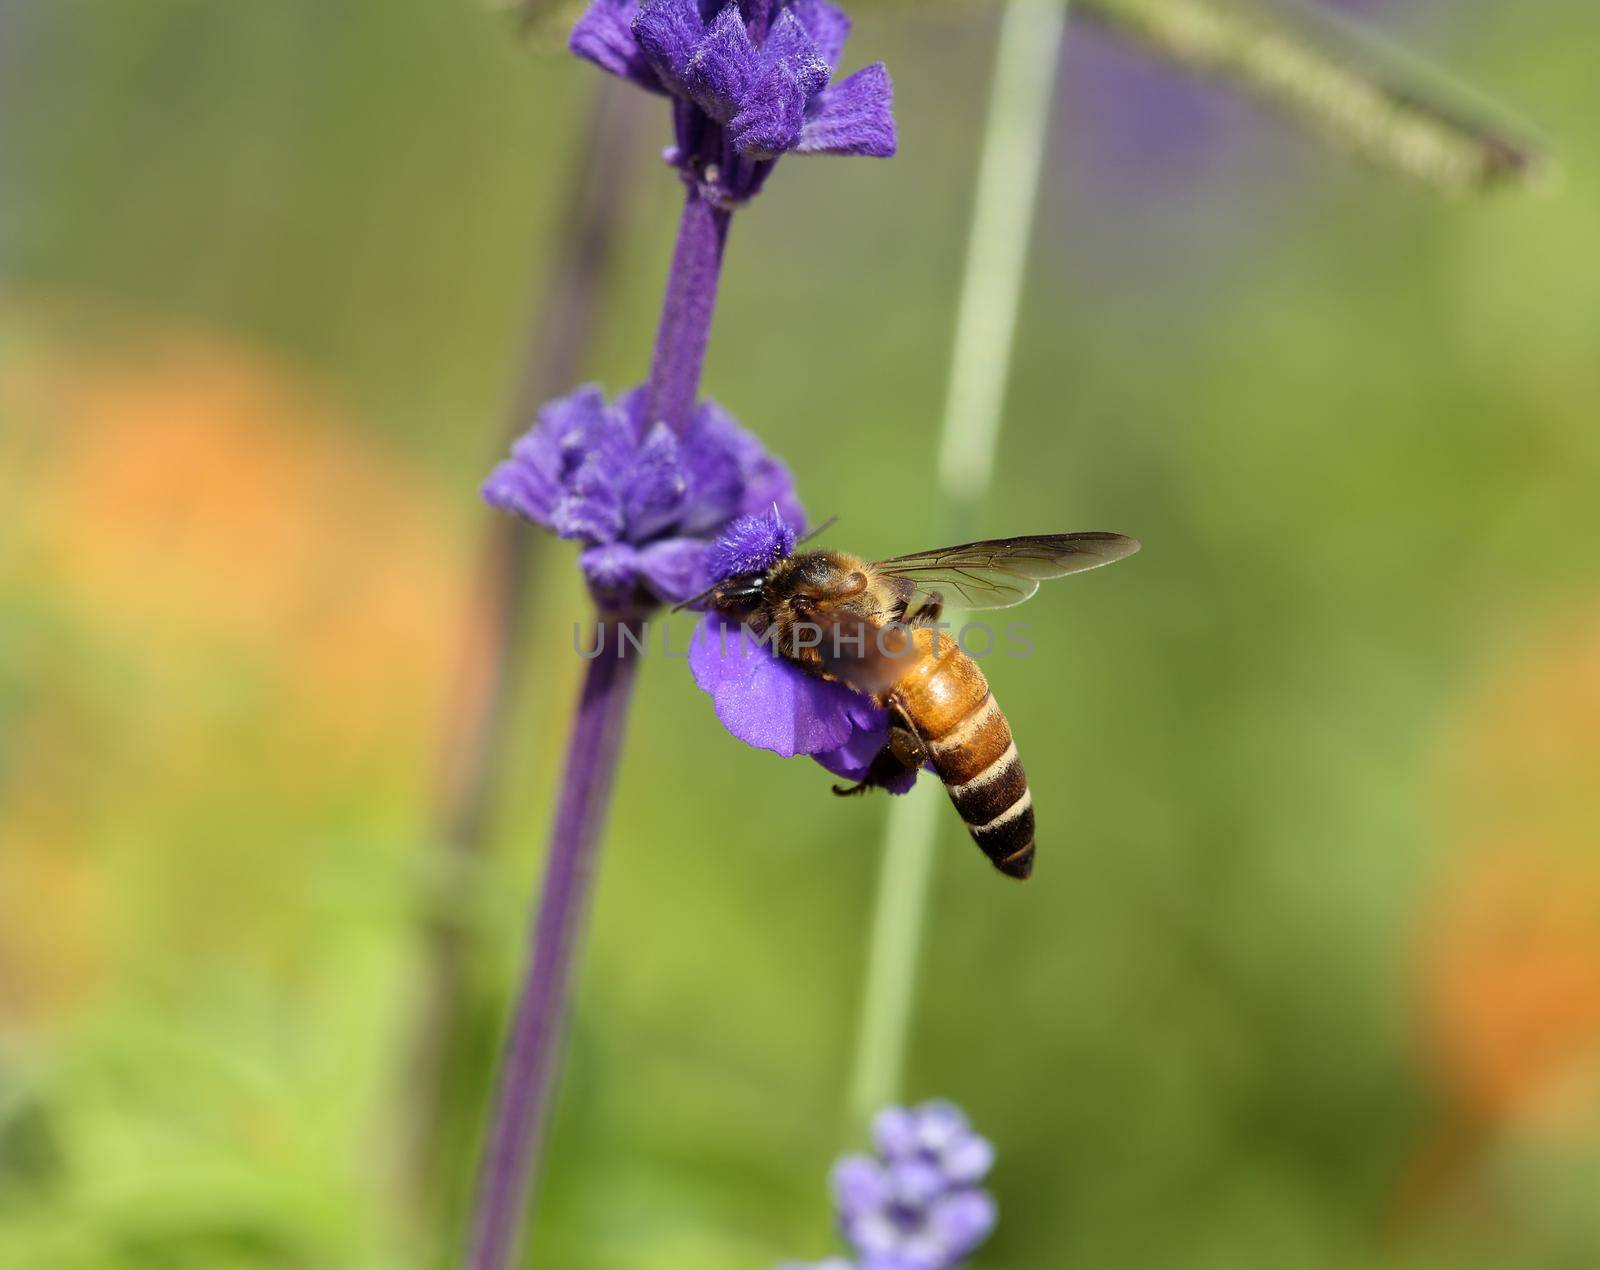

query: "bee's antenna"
left=671, top=582, right=721, bottom=614
left=796, top=514, right=838, bottom=546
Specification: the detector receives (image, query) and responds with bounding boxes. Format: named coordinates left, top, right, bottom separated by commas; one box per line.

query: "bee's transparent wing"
left=873, top=532, right=1140, bottom=610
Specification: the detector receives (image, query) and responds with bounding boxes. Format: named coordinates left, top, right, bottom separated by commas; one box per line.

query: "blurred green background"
left=3, top=0, right=1599, bottom=1267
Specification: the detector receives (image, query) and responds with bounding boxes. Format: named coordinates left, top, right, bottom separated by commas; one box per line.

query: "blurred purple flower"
left=871, top=1101, right=996, bottom=1186
left=572, top=0, right=895, bottom=202
left=687, top=508, right=916, bottom=789
left=484, top=385, right=803, bottom=608
left=778, top=1100, right=997, bottom=1270
left=776, top=1262, right=855, bottom=1270
left=833, top=1102, right=997, bottom=1270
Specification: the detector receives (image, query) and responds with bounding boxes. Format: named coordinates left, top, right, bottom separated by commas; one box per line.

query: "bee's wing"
left=873, top=532, right=1140, bottom=610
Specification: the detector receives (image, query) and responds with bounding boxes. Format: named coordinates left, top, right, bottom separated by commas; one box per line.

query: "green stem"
left=1074, top=0, right=1544, bottom=194
left=847, top=0, right=1068, bottom=1128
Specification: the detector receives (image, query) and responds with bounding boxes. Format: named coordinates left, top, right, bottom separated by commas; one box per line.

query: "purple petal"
left=810, top=707, right=920, bottom=794
left=694, top=398, right=807, bottom=526
left=637, top=536, right=707, bottom=603
left=552, top=453, right=626, bottom=542
left=481, top=448, right=558, bottom=526
left=506, top=427, right=564, bottom=510
left=844, top=1210, right=902, bottom=1261
left=887, top=1159, right=943, bottom=1208
left=547, top=385, right=633, bottom=484
left=831, top=1155, right=890, bottom=1218
left=912, top=1100, right=971, bottom=1152
left=789, top=0, right=851, bottom=72
left=760, top=8, right=832, bottom=101
left=678, top=405, right=746, bottom=533
left=927, top=1189, right=997, bottom=1256
left=633, top=0, right=705, bottom=96
left=940, top=1132, right=995, bottom=1186
left=689, top=612, right=869, bottom=757
left=624, top=422, right=689, bottom=540
left=729, top=60, right=808, bottom=158
left=615, top=382, right=652, bottom=440
left=570, top=0, right=665, bottom=92
left=579, top=541, right=640, bottom=602
left=482, top=385, right=612, bottom=528
left=684, top=2, right=757, bottom=122
left=871, top=1106, right=920, bottom=1161
left=738, top=451, right=806, bottom=526
left=796, top=63, right=896, bottom=157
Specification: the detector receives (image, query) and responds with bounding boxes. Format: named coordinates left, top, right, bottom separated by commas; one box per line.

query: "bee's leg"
left=886, top=718, right=926, bottom=768
left=904, top=591, right=944, bottom=627
left=832, top=708, right=926, bottom=796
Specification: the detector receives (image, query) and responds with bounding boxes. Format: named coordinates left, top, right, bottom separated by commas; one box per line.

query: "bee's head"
left=681, top=506, right=801, bottom=617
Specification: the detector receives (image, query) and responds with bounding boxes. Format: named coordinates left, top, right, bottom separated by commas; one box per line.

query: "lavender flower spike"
left=777, top=1100, right=998, bottom=1270
left=467, top=7, right=894, bottom=1267
left=573, top=0, right=895, bottom=205
left=484, top=386, right=803, bottom=608
left=571, top=0, right=896, bottom=449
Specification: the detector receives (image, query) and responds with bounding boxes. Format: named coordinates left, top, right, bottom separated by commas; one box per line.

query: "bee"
left=694, top=532, right=1140, bottom=880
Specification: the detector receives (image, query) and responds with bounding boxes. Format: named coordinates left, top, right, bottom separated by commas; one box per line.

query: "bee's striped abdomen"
left=891, top=632, right=1036, bottom=879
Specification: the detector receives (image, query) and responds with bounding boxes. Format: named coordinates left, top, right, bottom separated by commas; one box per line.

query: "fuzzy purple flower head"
left=777, top=1100, right=998, bottom=1270
left=687, top=508, right=918, bottom=791
left=572, top=0, right=895, bottom=203
left=484, top=384, right=804, bottom=610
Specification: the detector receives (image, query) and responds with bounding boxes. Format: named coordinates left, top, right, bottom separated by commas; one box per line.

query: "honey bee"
left=692, top=532, right=1140, bottom=879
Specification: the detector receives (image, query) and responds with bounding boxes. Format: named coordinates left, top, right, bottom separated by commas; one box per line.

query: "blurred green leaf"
left=1076, top=0, right=1545, bottom=194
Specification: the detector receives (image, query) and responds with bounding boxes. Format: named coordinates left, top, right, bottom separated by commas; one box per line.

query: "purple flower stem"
left=400, top=78, right=640, bottom=1220
left=464, top=154, right=738, bottom=1270
left=465, top=619, right=645, bottom=1270
left=643, top=185, right=731, bottom=434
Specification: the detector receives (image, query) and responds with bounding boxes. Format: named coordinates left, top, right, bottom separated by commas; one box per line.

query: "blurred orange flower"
left=1421, top=609, right=1600, bottom=1131
left=0, top=311, right=467, bottom=1026
left=1399, top=607, right=1600, bottom=1231
left=15, top=326, right=463, bottom=749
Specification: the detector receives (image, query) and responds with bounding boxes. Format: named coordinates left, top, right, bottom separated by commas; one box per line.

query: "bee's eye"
left=714, top=574, right=766, bottom=611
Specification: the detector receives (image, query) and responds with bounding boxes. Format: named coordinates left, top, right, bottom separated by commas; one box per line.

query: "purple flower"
left=687, top=509, right=917, bottom=790
left=835, top=1102, right=997, bottom=1270
left=484, top=385, right=804, bottom=608
left=871, top=1101, right=996, bottom=1187
left=778, top=1100, right=997, bottom=1270
left=572, top=0, right=895, bottom=202
left=776, top=1262, right=855, bottom=1270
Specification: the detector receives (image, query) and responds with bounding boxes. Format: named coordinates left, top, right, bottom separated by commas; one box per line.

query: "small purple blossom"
left=775, top=1262, right=855, bottom=1270
left=778, top=1100, right=998, bottom=1270
left=572, top=0, right=895, bottom=203
left=871, top=1102, right=996, bottom=1187
left=835, top=1102, right=998, bottom=1270
left=687, top=509, right=917, bottom=790
left=484, top=384, right=803, bottom=608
